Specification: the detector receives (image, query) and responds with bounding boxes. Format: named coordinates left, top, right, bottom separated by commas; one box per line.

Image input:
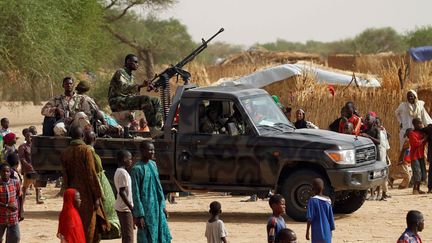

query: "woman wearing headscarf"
left=395, top=90, right=432, bottom=150
left=57, top=188, right=86, bottom=243
left=294, top=109, right=318, bottom=129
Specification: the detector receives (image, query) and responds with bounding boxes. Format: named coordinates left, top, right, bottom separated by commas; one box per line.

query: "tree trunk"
left=140, top=49, right=155, bottom=80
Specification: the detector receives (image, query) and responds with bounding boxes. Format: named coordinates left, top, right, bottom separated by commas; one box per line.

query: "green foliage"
left=109, top=14, right=195, bottom=65
left=0, top=0, right=109, bottom=101
left=405, top=26, right=432, bottom=47
left=257, top=27, right=413, bottom=55
left=353, top=27, right=407, bottom=53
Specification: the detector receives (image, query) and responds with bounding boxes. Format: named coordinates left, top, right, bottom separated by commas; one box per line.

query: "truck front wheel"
left=280, top=170, right=330, bottom=222
left=333, top=190, right=367, bottom=214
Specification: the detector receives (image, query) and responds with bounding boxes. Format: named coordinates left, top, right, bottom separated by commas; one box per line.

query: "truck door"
left=176, top=99, right=261, bottom=187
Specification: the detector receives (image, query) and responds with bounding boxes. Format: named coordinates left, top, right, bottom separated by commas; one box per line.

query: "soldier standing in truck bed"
left=108, top=54, right=163, bottom=135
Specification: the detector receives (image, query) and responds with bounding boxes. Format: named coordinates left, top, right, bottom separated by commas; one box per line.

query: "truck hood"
left=261, top=129, right=373, bottom=150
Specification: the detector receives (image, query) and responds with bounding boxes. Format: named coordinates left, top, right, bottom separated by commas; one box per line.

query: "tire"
left=280, top=170, right=330, bottom=222
left=333, top=190, right=367, bottom=214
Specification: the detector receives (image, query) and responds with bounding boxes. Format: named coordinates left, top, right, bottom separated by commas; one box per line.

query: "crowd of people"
left=0, top=51, right=431, bottom=242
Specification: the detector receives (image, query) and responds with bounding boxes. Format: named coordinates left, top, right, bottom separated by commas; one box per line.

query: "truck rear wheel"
left=280, top=170, right=330, bottom=222
left=333, top=190, right=367, bottom=214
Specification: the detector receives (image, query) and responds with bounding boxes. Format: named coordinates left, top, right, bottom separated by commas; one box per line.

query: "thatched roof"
left=219, top=50, right=322, bottom=66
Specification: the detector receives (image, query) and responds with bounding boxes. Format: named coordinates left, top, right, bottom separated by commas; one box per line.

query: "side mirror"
left=227, top=123, right=239, bottom=136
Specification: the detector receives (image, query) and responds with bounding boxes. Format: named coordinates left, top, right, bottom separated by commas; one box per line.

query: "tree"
left=103, top=0, right=179, bottom=79
left=405, top=26, right=432, bottom=48
left=353, top=27, right=407, bottom=54
left=0, top=0, right=109, bottom=102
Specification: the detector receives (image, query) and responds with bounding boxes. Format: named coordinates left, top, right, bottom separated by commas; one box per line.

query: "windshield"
left=241, top=95, right=295, bottom=133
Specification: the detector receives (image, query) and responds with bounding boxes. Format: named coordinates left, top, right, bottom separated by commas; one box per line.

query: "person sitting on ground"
left=275, top=228, right=297, bottom=243
left=389, top=136, right=411, bottom=190
left=397, top=210, right=424, bottom=243
left=294, top=109, right=318, bottom=129
left=0, top=163, right=22, bottom=243
left=306, top=178, right=335, bottom=243
left=407, top=118, right=427, bottom=195
left=205, top=201, right=228, bottom=243
left=57, top=188, right=86, bottom=243
left=41, top=77, right=86, bottom=136
left=267, top=194, right=286, bottom=243
left=114, top=150, right=134, bottom=243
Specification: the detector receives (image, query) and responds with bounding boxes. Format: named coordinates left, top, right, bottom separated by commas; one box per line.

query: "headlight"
left=325, top=149, right=356, bottom=165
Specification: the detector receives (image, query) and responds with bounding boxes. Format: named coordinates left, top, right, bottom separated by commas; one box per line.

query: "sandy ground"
left=3, top=103, right=432, bottom=243
left=19, top=187, right=432, bottom=243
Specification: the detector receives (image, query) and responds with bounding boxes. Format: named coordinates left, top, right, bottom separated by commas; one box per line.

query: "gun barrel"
left=175, top=27, right=224, bottom=68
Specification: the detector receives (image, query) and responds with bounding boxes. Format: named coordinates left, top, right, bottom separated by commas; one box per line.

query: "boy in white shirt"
left=205, top=201, right=228, bottom=243
left=114, top=150, right=134, bottom=243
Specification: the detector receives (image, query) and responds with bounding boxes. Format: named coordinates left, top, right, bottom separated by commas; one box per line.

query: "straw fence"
left=190, top=57, right=432, bottom=162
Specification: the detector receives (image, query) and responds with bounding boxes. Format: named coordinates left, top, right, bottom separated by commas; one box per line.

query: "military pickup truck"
left=32, top=84, right=388, bottom=221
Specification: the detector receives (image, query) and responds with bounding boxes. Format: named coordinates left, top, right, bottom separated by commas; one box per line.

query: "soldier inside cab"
left=200, top=101, right=226, bottom=134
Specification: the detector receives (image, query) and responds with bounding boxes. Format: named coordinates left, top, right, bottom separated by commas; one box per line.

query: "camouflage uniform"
left=41, top=93, right=86, bottom=118
left=108, top=68, right=162, bottom=127
left=200, top=117, right=225, bottom=134
left=41, top=93, right=88, bottom=136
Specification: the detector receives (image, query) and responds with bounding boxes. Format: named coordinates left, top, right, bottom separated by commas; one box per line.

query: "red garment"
left=339, top=115, right=361, bottom=135
left=408, top=130, right=426, bottom=161
left=58, top=188, right=85, bottom=243
left=0, top=178, right=20, bottom=225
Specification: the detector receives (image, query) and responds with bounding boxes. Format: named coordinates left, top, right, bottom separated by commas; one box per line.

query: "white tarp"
left=213, top=63, right=381, bottom=88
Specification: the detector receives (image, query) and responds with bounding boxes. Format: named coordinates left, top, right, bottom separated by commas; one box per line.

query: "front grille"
left=356, top=146, right=376, bottom=164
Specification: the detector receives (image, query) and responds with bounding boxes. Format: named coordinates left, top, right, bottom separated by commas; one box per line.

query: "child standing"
left=0, top=163, right=21, bottom=243
left=407, top=118, right=427, bottom=194
left=306, top=178, right=335, bottom=243
left=114, top=150, right=134, bottom=243
left=205, top=201, right=228, bottom=243
left=267, top=194, right=286, bottom=243
left=389, top=137, right=411, bottom=190
left=57, top=188, right=85, bottom=243
left=131, top=141, right=172, bottom=242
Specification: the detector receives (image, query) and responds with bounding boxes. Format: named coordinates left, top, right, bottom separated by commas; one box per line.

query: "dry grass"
left=192, top=57, right=432, bottom=162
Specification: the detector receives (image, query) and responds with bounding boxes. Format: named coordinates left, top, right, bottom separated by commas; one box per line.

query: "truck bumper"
left=327, top=160, right=388, bottom=191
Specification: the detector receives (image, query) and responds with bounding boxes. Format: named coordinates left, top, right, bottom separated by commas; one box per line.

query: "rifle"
left=147, top=28, right=224, bottom=92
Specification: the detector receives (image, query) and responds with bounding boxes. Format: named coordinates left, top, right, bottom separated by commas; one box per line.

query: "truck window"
left=198, top=100, right=249, bottom=135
